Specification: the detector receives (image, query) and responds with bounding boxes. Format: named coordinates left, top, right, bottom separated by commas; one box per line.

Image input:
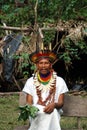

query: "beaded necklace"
left=37, top=72, right=52, bottom=85
left=34, top=70, right=57, bottom=106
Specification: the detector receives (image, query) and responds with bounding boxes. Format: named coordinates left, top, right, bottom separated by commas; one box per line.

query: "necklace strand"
left=34, top=70, right=57, bottom=106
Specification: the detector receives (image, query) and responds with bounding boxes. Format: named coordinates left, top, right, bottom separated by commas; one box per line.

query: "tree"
left=0, top=0, right=87, bottom=91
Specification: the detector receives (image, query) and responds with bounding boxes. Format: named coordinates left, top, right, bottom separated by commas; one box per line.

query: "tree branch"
left=0, top=26, right=34, bottom=31
left=34, top=0, right=38, bottom=25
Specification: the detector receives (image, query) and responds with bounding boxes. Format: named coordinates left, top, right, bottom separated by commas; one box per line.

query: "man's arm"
left=44, top=93, right=64, bottom=113
left=26, top=94, right=33, bottom=105
left=55, top=93, right=64, bottom=109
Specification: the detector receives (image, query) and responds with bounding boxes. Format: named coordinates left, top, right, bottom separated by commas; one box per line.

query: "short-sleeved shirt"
left=23, top=76, right=68, bottom=105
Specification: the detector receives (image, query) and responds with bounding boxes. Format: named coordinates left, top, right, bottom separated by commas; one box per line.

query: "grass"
left=0, top=93, right=87, bottom=130
left=0, top=94, right=27, bottom=130
left=61, top=117, right=87, bottom=130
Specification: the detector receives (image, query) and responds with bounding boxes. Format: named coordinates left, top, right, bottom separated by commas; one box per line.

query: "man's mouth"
left=41, top=69, right=47, bottom=71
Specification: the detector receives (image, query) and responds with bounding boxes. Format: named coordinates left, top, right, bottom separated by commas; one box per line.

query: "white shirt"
left=23, top=76, right=68, bottom=105
left=22, top=75, right=68, bottom=130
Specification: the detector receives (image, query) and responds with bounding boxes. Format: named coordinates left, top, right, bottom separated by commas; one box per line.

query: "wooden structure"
left=62, top=94, right=87, bottom=130
left=14, top=92, right=87, bottom=130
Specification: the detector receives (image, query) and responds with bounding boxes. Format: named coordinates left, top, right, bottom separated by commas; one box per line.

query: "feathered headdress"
left=29, top=43, right=57, bottom=64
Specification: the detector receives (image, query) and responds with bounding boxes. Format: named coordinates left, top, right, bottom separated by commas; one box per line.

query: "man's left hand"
left=43, top=102, right=55, bottom=114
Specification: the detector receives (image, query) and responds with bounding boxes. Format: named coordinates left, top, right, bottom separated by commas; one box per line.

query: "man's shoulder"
left=56, top=76, right=64, bottom=80
left=56, top=76, right=66, bottom=83
left=26, top=76, right=33, bottom=83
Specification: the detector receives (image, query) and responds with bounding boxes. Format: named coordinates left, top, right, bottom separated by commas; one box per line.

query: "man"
left=23, top=50, right=68, bottom=130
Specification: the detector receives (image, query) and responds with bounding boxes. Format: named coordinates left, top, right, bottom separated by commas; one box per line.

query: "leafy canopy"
left=0, top=0, right=87, bottom=26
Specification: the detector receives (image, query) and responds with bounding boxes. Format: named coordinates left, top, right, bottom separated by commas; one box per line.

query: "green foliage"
left=14, top=52, right=30, bottom=78
left=30, top=64, right=36, bottom=71
left=58, top=37, right=87, bottom=65
left=38, top=0, right=60, bottom=23
left=61, top=0, right=77, bottom=20
left=18, top=105, right=39, bottom=121
left=43, top=30, right=55, bottom=44
left=0, top=0, right=87, bottom=74
left=0, top=0, right=35, bottom=26
left=0, top=0, right=87, bottom=27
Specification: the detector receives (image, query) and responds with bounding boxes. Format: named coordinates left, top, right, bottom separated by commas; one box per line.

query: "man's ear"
left=50, top=64, right=52, bottom=69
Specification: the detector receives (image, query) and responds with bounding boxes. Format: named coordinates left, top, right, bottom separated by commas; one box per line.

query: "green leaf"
left=18, top=105, right=39, bottom=122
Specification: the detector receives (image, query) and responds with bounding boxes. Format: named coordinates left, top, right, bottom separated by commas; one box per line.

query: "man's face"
left=36, top=58, right=52, bottom=74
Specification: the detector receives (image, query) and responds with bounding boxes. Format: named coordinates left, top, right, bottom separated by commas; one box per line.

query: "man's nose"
left=42, top=63, right=46, bottom=67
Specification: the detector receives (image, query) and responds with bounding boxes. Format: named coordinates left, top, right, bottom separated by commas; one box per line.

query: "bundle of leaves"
left=18, top=104, right=39, bottom=121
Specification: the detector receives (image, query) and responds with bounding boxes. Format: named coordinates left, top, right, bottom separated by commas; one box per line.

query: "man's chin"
left=40, top=70, right=48, bottom=74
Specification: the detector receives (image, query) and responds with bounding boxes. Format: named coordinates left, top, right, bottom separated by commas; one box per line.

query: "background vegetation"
left=0, top=0, right=87, bottom=25
left=0, top=0, right=87, bottom=91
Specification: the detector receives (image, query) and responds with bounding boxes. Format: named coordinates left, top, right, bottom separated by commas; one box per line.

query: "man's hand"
left=43, top=102, right=55, bottom=114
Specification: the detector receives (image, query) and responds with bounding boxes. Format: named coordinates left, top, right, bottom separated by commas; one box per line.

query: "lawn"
left=0, top=93, right=87, bottom=130
left=0, top=93, right=26, bottom=130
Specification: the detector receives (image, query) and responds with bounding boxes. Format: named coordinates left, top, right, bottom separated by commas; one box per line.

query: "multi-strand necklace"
left=37, top=72, right=52, bottom=85
left=34, top=70, right=57, bottom=106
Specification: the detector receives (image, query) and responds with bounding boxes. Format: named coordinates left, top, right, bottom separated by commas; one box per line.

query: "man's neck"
left=39, top=71, right=51, bottom=78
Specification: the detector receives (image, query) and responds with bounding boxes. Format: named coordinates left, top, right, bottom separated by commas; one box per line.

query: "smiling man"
left=22, top=50, right=68, bottom=130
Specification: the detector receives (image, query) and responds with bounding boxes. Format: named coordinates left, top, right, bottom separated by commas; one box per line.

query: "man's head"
left=29, top=50, right=57, bottom=74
